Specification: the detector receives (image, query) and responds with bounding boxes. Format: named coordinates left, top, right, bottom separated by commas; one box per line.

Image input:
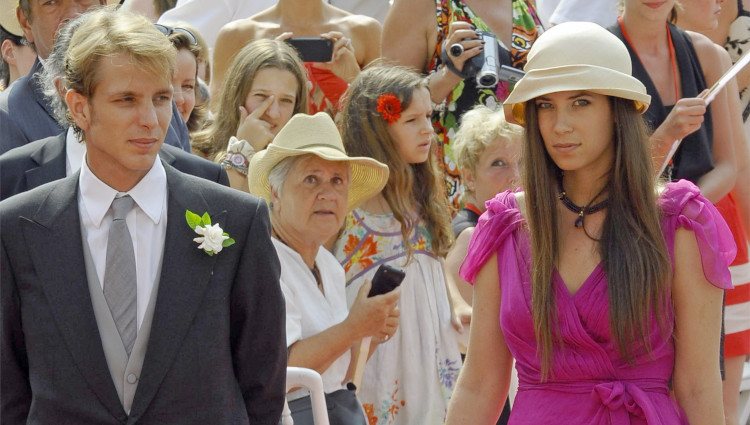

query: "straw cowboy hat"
left=1, top=0, right=23, bottom=37
left=503, top=21, right=651, bottom=125
left=248, top=112, right=389, bottom=211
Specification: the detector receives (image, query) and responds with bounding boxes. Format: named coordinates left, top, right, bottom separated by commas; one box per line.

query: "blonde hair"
left=340, top=64, right=453, bottom=257
left=452, top=105, right=524, bottom=176
left=192, top=39, right=308, bottom=160
left=63, top=7, right=176, bottom=137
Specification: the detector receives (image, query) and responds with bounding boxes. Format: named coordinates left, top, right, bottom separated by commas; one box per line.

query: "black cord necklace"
left=557, top=182, right=609, bottom=228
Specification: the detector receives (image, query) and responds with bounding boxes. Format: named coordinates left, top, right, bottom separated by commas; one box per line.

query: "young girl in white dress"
left=333, top=65, right=467, bottom=425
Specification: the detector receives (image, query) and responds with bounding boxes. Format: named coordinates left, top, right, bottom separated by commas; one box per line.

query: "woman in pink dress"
left=445, top=22, right=736, bottom=424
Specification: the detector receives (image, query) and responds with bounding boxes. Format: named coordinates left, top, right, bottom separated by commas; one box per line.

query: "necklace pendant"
left=575, top=214, right=584, bottom=228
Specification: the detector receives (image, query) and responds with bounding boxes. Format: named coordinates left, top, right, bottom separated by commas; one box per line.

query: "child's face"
left=387, top=87, right=434, bottom=164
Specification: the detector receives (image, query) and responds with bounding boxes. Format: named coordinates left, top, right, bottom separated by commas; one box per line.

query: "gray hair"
left=267, top=155, right=308, bottom=200
left=41, top=13, right=88, bottom=127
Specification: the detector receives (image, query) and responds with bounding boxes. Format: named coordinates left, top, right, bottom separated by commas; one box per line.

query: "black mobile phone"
left=285, top=37, right=334, bottom=62
left=368, top=265, right=406, bottom=297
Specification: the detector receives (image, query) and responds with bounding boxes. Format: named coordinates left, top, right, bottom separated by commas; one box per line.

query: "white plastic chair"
left=281, top=367, right=331, bottom=425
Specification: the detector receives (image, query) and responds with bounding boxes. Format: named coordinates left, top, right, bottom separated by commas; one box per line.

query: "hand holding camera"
left=441, top=22, right=524, bottom=88
left=442, top=21, right=485, bottom=74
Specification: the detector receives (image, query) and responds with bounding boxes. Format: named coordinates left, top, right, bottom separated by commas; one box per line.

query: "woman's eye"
left=573, top=99, right=590, bottom=107
left=281, top=98, right=295, bottom=104
left=332, top=176, right=345, bottom=185
left=535, top=101, right=552, bottom=110
left=491, top=160, right=507, bottom=167
left=304, top=175, right=318, bottom=184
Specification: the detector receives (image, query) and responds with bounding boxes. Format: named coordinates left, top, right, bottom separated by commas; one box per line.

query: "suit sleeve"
left=230, top=200, right=286, bottom=424
left=0, top=108, right=30, bottom=155
left=217, top=168, right=230, bottom=187
left=0, top=231, right=31, bottom=423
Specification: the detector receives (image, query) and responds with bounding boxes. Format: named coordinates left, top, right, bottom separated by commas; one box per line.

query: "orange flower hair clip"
left=376, top=93, right=402, bottom=124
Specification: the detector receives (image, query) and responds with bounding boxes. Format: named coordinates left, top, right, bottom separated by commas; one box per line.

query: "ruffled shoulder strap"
left=459, top=190, right=525, bottom=284
left=659, top=180, right=737, bottom=289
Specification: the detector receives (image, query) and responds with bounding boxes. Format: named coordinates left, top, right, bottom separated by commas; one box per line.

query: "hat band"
left=294, top=143, right=346, bottom=153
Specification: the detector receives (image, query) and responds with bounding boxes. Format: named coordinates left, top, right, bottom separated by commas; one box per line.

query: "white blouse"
left=273, top=238, right=351, bottom=396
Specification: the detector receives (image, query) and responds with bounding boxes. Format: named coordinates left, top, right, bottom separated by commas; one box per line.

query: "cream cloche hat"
left=503, top=21, right=651, bottom=125
left=248, top=112, right=389, bottom=211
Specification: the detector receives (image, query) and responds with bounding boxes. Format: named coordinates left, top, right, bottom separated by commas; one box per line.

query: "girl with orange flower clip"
left=333, top=64, right=467, bottom=425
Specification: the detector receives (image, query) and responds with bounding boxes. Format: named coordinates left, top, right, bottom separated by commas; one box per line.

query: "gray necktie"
left=103, top=195, right=137, bottom=356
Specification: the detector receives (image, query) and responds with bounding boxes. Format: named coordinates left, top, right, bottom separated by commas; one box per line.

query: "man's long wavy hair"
left=523, top=96, right=671, bottom=379
left=339, top=64, right=453, bottom=258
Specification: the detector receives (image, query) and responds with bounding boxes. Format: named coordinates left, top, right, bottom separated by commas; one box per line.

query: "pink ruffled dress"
left=460, top=180, right=736, bottom=424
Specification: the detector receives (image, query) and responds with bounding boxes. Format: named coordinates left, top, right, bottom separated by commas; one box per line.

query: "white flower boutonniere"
left=186, top=210, right=236, bottom=256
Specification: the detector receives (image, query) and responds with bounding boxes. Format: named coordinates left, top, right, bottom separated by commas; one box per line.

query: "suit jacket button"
left=127, top=373, right=138, bottom=384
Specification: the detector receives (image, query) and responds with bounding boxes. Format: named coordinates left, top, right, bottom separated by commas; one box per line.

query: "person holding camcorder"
left=382, top=0, right=543, bottom=208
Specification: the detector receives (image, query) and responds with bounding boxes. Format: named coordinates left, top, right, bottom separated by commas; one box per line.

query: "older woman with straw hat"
left=248, top=112, right=400, bottom=424
left=446, top=22, right=735, bottom=424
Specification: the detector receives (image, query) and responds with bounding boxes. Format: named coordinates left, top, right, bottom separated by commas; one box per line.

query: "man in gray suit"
left=0, top=9, right=287, bottom=424
left=0, top=0, right=190, bottom=153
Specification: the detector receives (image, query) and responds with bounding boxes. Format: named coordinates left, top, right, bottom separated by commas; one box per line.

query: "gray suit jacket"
left=0, top=165, right=287, bottom=424
left=0, top=59, right=191, bottom=154
left=0, top=133, right=230, bottom=201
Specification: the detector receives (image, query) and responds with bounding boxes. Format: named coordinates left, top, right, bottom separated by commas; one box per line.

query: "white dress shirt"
left=273, top=238, right=351, bottom=396
left=65, top=127, right=86, bottom=176
left=78, top=157, right=168, bottom=330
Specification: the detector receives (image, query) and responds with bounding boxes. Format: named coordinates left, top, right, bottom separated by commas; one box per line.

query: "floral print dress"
left=333, top=209, right=462, bottom=425
left=429, top=0, right=543, bottom=207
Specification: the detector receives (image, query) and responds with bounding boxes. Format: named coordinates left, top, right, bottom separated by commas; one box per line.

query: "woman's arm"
left=445, top=253, right=513, bottom=425
left=288, top=281, right=400, bottom=375
left=381, top=0, right=434, bottom=71
left=671, top=227, right=725, bottom=424
left=692, top=34, right=737, bottom=202
left=445, top=228, right=475, bottom=346
left=210, top=21, right=255, bottom=107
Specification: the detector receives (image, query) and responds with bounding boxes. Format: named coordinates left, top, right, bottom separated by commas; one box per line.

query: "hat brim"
left=248, top=144, right=389, bottom=211
left=503, top=64, right=651, bottom=125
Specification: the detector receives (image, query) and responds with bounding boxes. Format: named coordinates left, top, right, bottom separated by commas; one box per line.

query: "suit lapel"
left=25, top=134, right=67, bottom=191
left=21, top=174, right=128, bottom=422
left=129, top=165, right=225, bottom=418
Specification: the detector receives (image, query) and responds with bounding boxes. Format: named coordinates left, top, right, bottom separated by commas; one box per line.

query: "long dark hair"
left=523, top=96, right=671, bottom=379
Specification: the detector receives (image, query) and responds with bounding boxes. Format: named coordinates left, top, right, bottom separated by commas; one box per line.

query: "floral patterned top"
left=333, top=209, right=463, bottom=425
left=429, top=0, right=543, bottom=207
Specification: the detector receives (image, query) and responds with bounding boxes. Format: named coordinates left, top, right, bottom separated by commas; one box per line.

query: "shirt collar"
left=79, top=156, right=167, bottom=227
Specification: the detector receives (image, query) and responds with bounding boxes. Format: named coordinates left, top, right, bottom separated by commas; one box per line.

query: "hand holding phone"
left=284, top=37, right=334, bottom=63
left=368, top=264, right=406, bottom=297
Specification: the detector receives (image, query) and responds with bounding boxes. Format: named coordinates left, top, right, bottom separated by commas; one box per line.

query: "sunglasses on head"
left=154, top=24, right=198, bottom=46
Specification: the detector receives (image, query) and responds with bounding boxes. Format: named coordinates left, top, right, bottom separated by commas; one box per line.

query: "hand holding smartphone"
left=368, top=264, right=406, bottom=297
left=284, top=37, right=334, bottom=62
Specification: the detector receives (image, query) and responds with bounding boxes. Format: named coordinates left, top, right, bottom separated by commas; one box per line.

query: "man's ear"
left=1, top=40, right=16, bottom=66
left=16, top=7, right=34, bottom=45
left=65, top=89, right=91, bottom=132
